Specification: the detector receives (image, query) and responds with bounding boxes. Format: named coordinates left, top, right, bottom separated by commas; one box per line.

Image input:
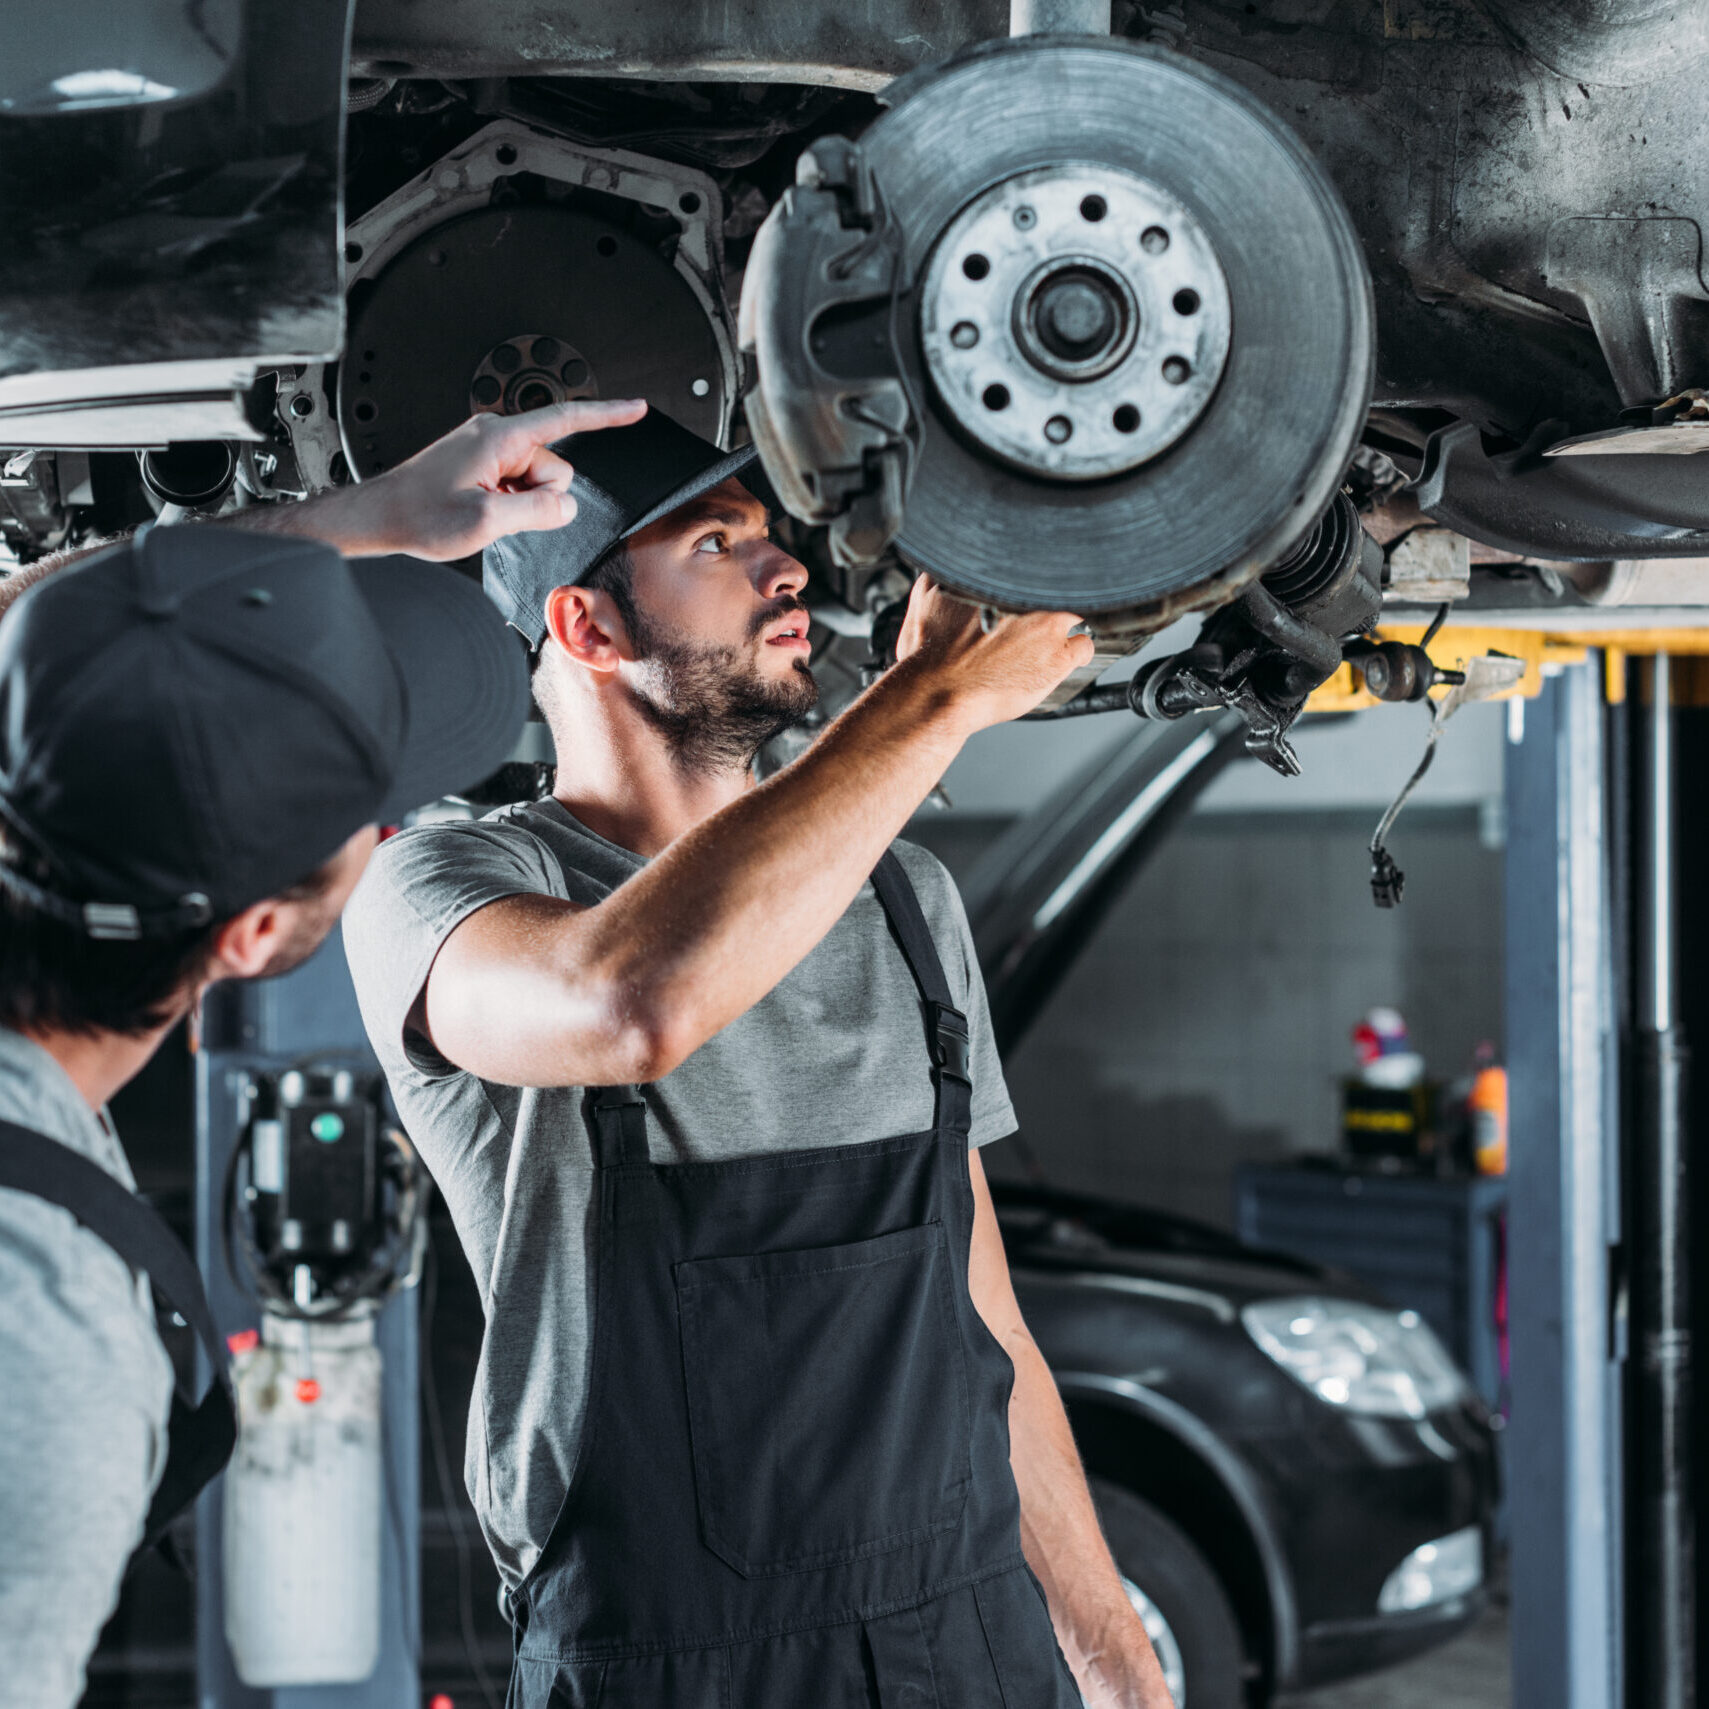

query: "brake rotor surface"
left=339, top=205, right=726, bottom=478
left=872, top=38, right=1373, bottom=614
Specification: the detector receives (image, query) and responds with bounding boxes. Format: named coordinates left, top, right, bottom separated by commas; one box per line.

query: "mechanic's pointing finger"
left=501, top=396, right=648, bottom=453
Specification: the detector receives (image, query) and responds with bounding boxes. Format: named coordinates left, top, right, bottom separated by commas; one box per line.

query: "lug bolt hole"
left=596, top=235, right=618, bottom=258
left=472, top=376, right=501, bottom=406
left=1079, top=195, right=1108, bottom=223
left=1113, top=404, right=1141, bottom=433
left=962, top=252, right=991, bottom=281
left=289, top=395, right=314, bottom=418
left=1014, top=206, right=1037, bottom=230
left=679, top=191, right=701, bottom=213
left=353, top=400, right=378, bottom=423
left=982, top=383, right=1011, bottom=411
left=1173, top=288, right=1200, bottom=316
left=1162, top=356, right=1192, bottom=384
left=1141, top=226, right=1170, bottom=255
left=1044, top=415, right=1073, bottom=444
left=496, top=143, right=519, bottom=165
left=951, top=321, right=980, bottom=350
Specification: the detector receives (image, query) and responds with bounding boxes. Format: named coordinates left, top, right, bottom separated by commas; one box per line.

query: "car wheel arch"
left=1056, top=1371, right=1301, bottom=1697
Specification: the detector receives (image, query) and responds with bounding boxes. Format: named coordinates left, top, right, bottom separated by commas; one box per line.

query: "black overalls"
left=508, top=853, right=1082, bottom=1708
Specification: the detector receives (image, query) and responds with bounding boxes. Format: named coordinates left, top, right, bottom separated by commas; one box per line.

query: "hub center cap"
left=920, top=163, right=1232, bottom=481
left=1017, top=257, right=1138, bottom=380
left=1038, top=275, right=1117, bottom=356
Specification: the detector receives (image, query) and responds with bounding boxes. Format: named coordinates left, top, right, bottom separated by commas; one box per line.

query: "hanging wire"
left=1366, top=602, right=1456, bottom=907
left=1369, top=696, right=1447, bottom=907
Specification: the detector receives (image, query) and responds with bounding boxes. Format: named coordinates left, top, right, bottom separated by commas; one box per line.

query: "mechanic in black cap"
left=346, top=411, right=1174, bottom=1707
left=0, top=395, right=644, bottom=1709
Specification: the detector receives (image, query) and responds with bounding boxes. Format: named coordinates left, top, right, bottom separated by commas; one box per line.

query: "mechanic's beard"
left=627, top=600, right=819, bottom=776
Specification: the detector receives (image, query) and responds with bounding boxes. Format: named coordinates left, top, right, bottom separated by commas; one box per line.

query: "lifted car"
left=6, top=1, right=1709, bottom=781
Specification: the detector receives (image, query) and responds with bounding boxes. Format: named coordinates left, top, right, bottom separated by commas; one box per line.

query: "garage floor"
left=1282, top=1601, right=1510, bottom=1709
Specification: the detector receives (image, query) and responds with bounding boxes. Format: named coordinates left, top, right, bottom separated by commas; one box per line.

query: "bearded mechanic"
left=342, top=410, right=1174, bottom=1708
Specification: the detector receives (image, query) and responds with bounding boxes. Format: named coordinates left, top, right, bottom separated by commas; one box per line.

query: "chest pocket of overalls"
left=674, top=1220, right=973, bottom=1578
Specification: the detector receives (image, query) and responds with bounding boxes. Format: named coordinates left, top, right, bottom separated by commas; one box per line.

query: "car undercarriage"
left=6, top=4, right=1708, bottom=737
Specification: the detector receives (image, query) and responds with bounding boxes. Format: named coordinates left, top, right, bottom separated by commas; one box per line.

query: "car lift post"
left=1627, top=653, right=1694, bottom=1709
left=1505, top=660, right=1623, bottom=1709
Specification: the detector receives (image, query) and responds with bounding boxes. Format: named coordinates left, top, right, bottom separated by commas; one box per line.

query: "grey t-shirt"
left=0, top=1029, right=173, bottom=1709
left=343, top=799, right=1015, bottom=1587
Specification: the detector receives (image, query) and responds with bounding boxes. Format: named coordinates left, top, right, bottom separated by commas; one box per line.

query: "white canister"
left=223, top=1312, right=383, bottom=1686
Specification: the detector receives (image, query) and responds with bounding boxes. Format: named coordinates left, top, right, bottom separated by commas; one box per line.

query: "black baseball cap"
left=0, top=525, right=528, bottom=940
left=483, top=410, right=760, bottom=647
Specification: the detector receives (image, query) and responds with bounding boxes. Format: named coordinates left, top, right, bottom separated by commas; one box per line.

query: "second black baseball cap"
left=483, top=410, right=760, bottom=647
left=0, top=525, right=529, bottom=939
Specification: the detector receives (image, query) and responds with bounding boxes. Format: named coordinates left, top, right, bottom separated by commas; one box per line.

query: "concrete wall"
left=911, top=700, right=1509, bottom=1229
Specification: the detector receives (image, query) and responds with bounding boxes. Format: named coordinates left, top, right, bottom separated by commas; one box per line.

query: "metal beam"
left=1010, top=0, right=1109, bottom=32
left=1505, top=661, right=1623, bottom=1709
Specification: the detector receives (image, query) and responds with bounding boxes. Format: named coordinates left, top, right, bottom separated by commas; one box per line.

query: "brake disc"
left=743, top=37, right=1373, bottom=621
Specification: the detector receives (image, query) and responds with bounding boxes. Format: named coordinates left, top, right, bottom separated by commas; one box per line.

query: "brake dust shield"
left=742, top=37, right=1373, bottom=621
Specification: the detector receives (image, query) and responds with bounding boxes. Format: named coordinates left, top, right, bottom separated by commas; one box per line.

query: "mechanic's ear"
left=544, top=583, right=627, bottom=672
left=210, top=898, right=294, bottom=980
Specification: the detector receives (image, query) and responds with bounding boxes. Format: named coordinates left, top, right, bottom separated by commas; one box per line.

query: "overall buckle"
left=927, top=1002, right=972, bottom=1085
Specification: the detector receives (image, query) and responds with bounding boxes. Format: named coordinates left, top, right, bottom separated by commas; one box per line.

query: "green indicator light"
left=310, top=1112, right=345, bottom=1143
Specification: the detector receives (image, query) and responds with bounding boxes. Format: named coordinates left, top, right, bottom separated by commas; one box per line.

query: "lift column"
left=1505, top=660, right=1624, bottom=1709
left=1627, top=653, right=1693, bottom=1709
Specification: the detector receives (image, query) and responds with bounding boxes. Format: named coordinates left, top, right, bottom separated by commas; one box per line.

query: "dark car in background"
left=997, top=1181, right=1499, bottom=1709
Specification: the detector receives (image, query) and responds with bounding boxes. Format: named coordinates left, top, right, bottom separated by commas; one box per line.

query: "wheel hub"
left=920, top=162, right=1232, bottom=481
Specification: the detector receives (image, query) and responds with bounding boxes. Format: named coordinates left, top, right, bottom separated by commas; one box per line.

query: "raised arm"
left=221, top=397, right=647, bottom=559
left=0, top=398, right=648, bottom=622
left=419, top=580, right=1092, bottom=1088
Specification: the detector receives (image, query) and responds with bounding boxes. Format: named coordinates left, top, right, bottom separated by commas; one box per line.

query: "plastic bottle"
left=1470, top=1063, right=1508, bottom=1176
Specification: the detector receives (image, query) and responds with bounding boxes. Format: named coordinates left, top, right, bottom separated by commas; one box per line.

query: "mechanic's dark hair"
left=0, top=827, right=339, bottom=1039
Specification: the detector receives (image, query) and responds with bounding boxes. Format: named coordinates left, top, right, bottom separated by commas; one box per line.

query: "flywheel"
left=742, top=37, right=1374, bottom=620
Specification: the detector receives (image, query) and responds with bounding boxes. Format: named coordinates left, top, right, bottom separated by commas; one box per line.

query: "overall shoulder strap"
left=0, top=1118, right=237, bottom=1551
left=870, top=850, right=973, bottom=1135
left=583, top=1085, right=650, bottom=1169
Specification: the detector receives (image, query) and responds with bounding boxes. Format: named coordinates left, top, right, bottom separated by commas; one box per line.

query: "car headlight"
left=1378, top=1525, right=1484, bottom=1612
left=1241, top=1296, right=1469, bottom=1417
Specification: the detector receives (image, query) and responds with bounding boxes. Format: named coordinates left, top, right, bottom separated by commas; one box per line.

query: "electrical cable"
left=1368, top=697, right=1446, bottom=908
left=1366, top=601, right=1455, bottom=906
left=420, top=1233, right=501, bottom=1709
